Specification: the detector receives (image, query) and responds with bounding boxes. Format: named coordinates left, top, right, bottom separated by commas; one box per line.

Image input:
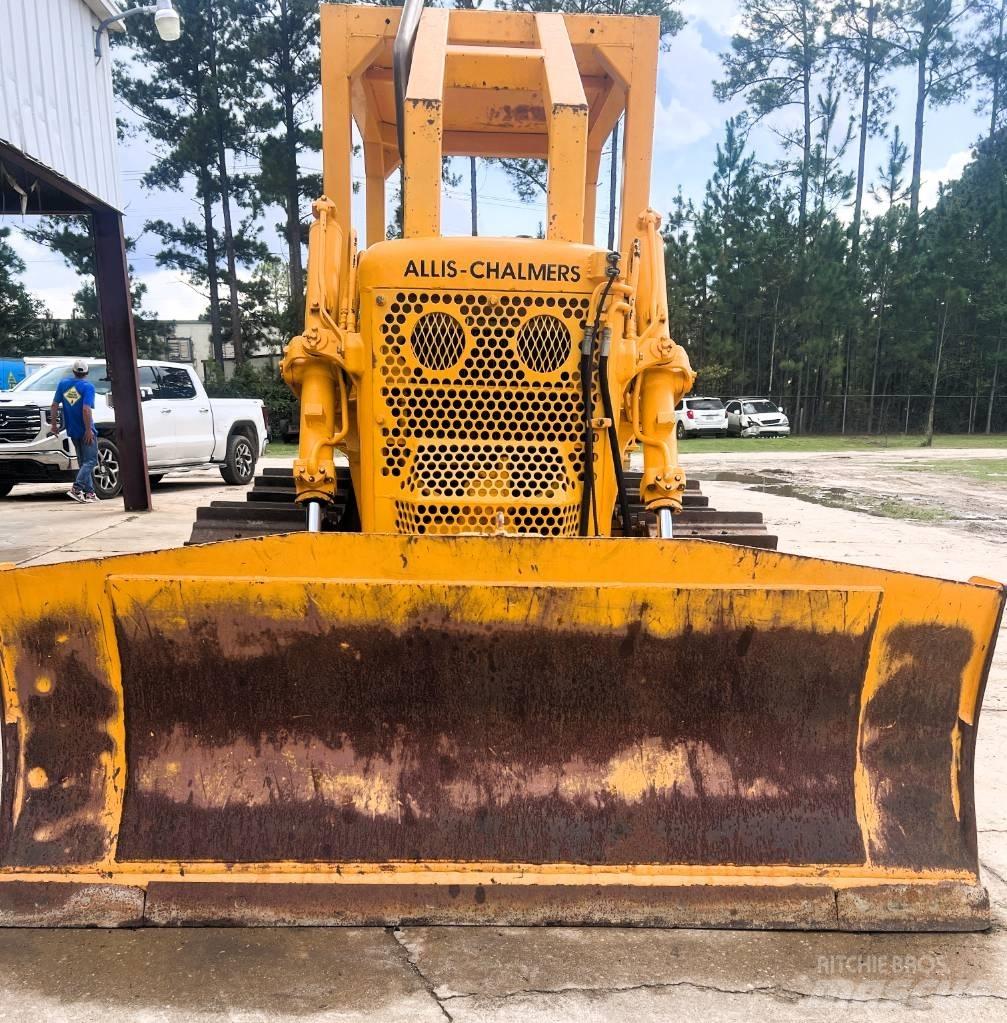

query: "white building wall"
left=0, top=0, right=122, bottom=209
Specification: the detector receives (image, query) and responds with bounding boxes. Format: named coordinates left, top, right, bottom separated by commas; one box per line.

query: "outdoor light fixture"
left=94, top=1, right=182, bottom=61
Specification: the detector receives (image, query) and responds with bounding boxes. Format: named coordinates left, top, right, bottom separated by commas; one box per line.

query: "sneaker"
left=67, top=488, right=85, bottom=503
left=83, top=492, right=100, bottom=504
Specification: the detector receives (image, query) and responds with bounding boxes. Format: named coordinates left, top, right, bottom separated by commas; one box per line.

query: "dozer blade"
left=0, top=535, right=1001, bottom=930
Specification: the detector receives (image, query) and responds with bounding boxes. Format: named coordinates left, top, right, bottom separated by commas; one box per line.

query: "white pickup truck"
left=0, top=360, right=268, bottom=499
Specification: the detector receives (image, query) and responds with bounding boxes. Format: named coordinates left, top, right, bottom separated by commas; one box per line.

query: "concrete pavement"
left=0, top=450, right=1005, bottom=1021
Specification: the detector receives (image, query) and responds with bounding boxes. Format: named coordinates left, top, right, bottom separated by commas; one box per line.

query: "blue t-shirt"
left=53, top=376, right=96, bottom=439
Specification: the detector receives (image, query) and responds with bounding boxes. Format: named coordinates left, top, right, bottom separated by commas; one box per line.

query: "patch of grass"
left=264, top=442, right=298, bottom=458
left=763, top=483, right=946, bottom=521
left=901, top=458, right=1007, bottom=482
left=865, top=497, right=945, bottom=522
left=677, top=433, right=1007, bottom=454
left=265, top=435, right=1007, bottom=459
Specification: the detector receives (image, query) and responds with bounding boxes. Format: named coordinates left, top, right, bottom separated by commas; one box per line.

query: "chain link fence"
left=760, top=393, right=1005, bottom=436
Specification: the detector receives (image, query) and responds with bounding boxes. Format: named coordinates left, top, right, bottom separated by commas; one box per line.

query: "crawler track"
left=188, top=466, right=777, bottom=549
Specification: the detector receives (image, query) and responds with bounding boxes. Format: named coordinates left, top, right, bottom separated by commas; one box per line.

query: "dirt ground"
left=0, top=445, right=1005, bottom=1022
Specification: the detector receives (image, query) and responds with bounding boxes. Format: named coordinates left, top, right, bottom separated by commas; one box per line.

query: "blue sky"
left=5, top=0, right=988, bottom=321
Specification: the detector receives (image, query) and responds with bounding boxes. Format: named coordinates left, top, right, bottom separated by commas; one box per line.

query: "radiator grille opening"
left=517, top=314, right=571, bottom=373
left=410, top=310, right=466, bottom=370
left=377, top=291, right=593, bottom=536
left=395, top=500, right=581, bottom=537
left=406, top=443, right=571, bottom=500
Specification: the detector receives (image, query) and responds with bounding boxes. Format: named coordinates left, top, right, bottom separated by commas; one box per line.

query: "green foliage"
left=504, top=0, right=683, bottom=42
left=0, top=229, right=45, bottom=348
left=17, top=216, right=170, bottom=357
left=665, top=119, right=1007, bottom=433
left=716, top=0, right=828, bottom=233
left=204, top=362, right=296, bottom=436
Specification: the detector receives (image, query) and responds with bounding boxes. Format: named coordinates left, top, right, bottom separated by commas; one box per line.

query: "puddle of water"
left=695, top=470, right=944, bottom=520
left=695, top=471, right=791, bottom=487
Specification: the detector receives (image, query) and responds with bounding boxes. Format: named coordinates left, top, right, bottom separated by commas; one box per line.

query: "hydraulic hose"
left=598, top=328, right=633, bottom=536
left=578, top=252, right=620, bottom=536
left=577, top=325, right=597, bottom=536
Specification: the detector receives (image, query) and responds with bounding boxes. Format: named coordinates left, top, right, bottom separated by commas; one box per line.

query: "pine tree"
left=828, top=0, right=897, bottom=257
left=862, top=131, right=911, bottom=430
left=973, top=0, right=1007, bottom=136
left=0, top=228, right=46, bottom=352
left=247, top=0, right=322, bottom=325
left=888, top=0, right=976, bottom=219
left=716, top=0, right=828, bottom=239
left=117, top=0, right=263, bottom=364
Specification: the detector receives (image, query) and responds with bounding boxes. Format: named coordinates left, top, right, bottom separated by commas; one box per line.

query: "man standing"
left=50, top=358, right=99, bottom=504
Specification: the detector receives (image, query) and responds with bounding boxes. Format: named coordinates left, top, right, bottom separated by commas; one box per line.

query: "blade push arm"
left=624, top=209, right=696, bottom=513
left=280, top=198, right=364, bottom=506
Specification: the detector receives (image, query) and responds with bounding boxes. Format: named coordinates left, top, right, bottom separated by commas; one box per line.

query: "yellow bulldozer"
left=0, top=2, right=1002, bottom=930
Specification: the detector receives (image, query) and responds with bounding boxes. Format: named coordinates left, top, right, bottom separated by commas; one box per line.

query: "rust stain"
left=141, top=879, right=842, bottom=928
left=859, top=624, right=976, bottom=873
left=4, top=616, right=116, bottom=867
left=114, top=609, right=867, bottom=866
left=486, top=103, right=546, bottom=125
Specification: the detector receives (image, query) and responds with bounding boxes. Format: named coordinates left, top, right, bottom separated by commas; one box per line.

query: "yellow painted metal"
left=402, top=6, right=448, bottom=239
left=284, top=5, right=696, bottom=524
left=0, top=533, right=1001, bottom=889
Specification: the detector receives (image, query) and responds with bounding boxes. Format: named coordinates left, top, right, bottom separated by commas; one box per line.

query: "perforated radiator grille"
left=375, top=290, right=592, bottom=536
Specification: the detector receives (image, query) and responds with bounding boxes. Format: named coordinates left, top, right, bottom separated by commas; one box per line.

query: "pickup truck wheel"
left=0, top=481, right=14, bottom=498
left=94, top=438, right=122, bottom=500
left=220, top=433, right=256, bottom=485
left=149, top=474, right=165, bottom=487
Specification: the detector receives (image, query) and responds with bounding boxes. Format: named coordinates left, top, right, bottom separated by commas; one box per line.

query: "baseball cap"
left=72, top=358, right=89, bottom=374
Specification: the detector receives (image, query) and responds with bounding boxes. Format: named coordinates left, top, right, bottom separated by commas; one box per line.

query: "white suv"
left=675, top=397, right=728, bottom=438
left=725, top=398, right=791, bottom=437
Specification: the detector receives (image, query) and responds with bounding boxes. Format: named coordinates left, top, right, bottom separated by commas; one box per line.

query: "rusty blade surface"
left=106, top=580, right=878, bottom=867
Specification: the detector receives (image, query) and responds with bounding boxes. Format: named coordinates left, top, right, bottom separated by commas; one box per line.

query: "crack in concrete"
left=388, top=927, right=454, bottom=1022
left=982, top=858, right=1007, bottom=885
left=15, top=516, right=132, bottom=566
left=437, top=977, right=1007, bottom=1008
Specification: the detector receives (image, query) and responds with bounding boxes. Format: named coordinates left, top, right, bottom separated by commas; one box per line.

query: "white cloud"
left=653, top=96, right=713, bottom=149
left=680, top=0, right=742, bottom=37
left=3, top=224, right=84, bottom=317
left=136, top=268, right=210, bottom=321
left=918, top=149, right=971, bottom=211
left=653, top=24, right=729, bottom=154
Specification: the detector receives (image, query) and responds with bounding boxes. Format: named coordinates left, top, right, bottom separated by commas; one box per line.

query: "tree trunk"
left=215, top=137, right=245, bottom=366
left=909, top=42, right=928, bottom=219
left=799, top=60, right=811, bottom=238
left=469, top=156, right=478, bottom=236
left=867, top=280, right=886, bottom=434
left=988, top=337, right=1002, bottom=433
left=282, top=97, right=304, bottom=325
left=607, top=117, right=620, bottom=250
left=851, top=2, right=876, bottom=260
left=200, top=183, right=224, bottom=369
left=992, top=0, right=1005, bottom=137
left=841, top=327, right=852, bottom=434
left=206, top=6, right=243, bottom=365
left=280, top=0, right=304, bottom=326
left=924, top=294, right=951, bottom=446
left=768, top=285, right=780, bottom=392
